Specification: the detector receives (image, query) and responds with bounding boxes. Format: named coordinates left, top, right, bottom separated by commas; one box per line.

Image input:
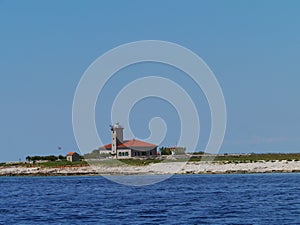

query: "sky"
left=1, top=0, right=300, bottom=161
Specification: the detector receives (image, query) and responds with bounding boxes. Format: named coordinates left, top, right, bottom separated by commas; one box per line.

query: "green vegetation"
left=26, top=155, right=66, bottom=162
left=0, top=160, right=88, bottom=168
left=189, top=153, right=300, bottom=162
left=159, top=147, right=186, bottom=155
left=84, top=149, right=111, bottom=159
left=37, top=160, right=88, bottom=167
left=0, top=154, right=86, bottom=168
left=119, top=158, right=162, bottom=166
left=87, top=153, right=300, bottom=166
left=0, top=162, right=22, bottom=167
left=192, top=151, right=205, bottom=155
left=160, top=147, right=172, bottom=155
left=87, top=158, right=163, bottom=167
left=2, top=153, right=300, bottom=168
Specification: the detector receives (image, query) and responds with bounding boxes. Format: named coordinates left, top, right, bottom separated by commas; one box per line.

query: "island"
left=1, top=152, right=300, bottom=176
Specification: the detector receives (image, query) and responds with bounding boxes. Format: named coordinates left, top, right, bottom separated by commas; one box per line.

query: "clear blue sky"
left=1, top=0, right=300, bottom=161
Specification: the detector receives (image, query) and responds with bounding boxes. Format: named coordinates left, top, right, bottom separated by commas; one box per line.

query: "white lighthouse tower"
left=110, top=122, right=124, bottom=154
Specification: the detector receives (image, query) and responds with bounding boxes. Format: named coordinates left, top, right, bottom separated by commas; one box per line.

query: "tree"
left=58, top=155, right=66, bottom=160
left=29, top=155, right=58, bottom=161
left=159, top=147, right=186, bottom=155
left=160, top=147, right=172, bottom=155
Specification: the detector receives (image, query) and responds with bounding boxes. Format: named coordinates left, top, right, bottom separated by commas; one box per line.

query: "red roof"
left=66, top=152, right=77, bottom=156
left=99, top=139, right=157, bottom=150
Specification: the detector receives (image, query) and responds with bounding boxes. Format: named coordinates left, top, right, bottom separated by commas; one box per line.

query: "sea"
left=0, top=173, right=299, bottom=224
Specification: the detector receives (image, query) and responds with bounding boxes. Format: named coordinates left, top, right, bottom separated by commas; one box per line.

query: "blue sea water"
left=0, top=173, right=299, bottom=224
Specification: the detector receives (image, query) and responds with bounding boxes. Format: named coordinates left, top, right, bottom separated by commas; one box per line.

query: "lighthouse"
left=110, top=122, right=124, bottom=154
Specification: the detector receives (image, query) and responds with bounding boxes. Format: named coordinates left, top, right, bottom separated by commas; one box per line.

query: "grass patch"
left=87, top=159, right=124, bottom=167
left=37, top=160, right=88, bottom=168
left=86, top=158, right=163, bottom=167
left=119, top=158, right=162, bottom=166
left=0, top=162, right=24, bottom=167
left=0, top=161, right=88, bottom=168
left=189, top=153, right=300, bottom=162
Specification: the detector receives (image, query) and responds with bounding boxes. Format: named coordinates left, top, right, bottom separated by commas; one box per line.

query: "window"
left=118, top=152, right=128, bottom=157
left=142, top=152, right=146, bottom=156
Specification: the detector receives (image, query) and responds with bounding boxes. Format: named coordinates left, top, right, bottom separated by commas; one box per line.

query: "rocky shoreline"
left=1, top=160, right=300, bottom=176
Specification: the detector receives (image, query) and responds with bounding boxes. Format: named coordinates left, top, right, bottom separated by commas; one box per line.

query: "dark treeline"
left=159, top=147, right=186, bottom=155
left=26, top=155, right=66, bottom=162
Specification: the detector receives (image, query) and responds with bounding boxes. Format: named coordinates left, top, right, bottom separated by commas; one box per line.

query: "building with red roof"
left=99, top=123, right=157, bottom=158
left=66, top=152, right=80, bottom=162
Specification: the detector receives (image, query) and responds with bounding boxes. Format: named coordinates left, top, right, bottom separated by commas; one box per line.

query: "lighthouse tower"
left=110, top=122, right=124, bottom=154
